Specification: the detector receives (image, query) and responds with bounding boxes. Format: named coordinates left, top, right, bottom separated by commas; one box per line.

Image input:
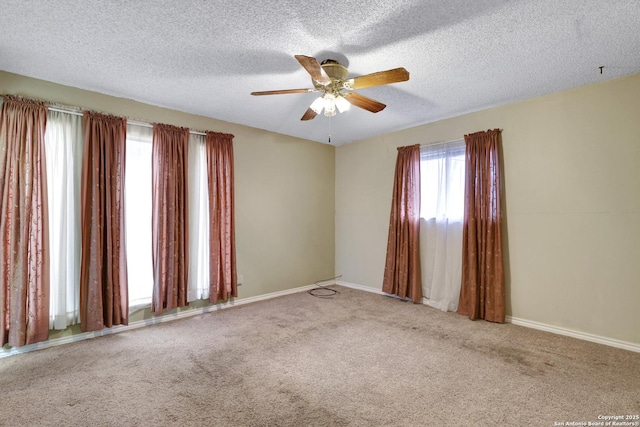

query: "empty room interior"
left=1, top=1, right=639, bottom=425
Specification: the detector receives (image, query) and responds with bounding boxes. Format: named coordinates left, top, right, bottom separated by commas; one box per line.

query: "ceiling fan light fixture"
left=335, top=95, right=350, bottom=113
left=310, top=96, right=325, bottom=114
left=323, top=93, right=337, bottom=116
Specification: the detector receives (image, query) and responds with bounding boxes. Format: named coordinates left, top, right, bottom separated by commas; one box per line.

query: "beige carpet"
left=1, top=286, right=639, bottom=426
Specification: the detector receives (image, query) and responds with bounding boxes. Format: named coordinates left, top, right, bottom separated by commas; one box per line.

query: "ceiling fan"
left=251, top=55, right=410, bottom=121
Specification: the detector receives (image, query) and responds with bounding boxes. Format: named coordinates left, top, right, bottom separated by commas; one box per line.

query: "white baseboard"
left=505, top=316, right=640, bottom=353
left=0, top=284, right=317, bottom=359
left=336, top=280, right=640, bottom=353
left=335, top=280, right=387, bottom=295
left=5, top=281, right=638, bottom=357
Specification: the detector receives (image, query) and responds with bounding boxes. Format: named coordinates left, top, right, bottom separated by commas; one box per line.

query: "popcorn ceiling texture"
left=1, top=0, right=639, bottom=145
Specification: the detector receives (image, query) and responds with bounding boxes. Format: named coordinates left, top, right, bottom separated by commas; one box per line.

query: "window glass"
left=125, top=124, right=154, bottom=310
left=420, top=142, right=465, bottom=221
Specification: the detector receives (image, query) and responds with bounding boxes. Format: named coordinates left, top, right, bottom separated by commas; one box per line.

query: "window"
left=125, top=126, right=213, bottom=310
left=187, top=133, right=211, bottom=302
left=36, top=106, right=221, bottom=328
left=420, top=141, right=466, bottom=221
left=44, top=115, right=159, bottom=324
left=45, top=110, right=83, bottom=329
left=125, top=124, right=154, bottom=310
left=419, top=140, right=466, bottom=312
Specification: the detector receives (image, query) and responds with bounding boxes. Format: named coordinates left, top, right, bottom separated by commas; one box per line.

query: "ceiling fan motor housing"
left=320, top=59, right=349, bottom=81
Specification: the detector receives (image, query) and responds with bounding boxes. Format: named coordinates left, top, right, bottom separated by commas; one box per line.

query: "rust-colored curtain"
left=152, top=124, right=189, bottom=314
left=382, top=144, right=422, bottom=303
left=80, top=112, right=128, bottom=332
left=0, top=97, right=50, bottom=347
left=205, top=132, right=237, bottom=303
left=458, top=129, right=505, bottom=323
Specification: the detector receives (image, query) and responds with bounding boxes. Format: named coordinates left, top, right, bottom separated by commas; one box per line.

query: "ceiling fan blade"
left=348, top=67, right=410, bottom=90
left=294, top=55, right=331, bottom=84
left=251, top=88, right=316, bottom=96
left=343, top=92, right=386, bottom=113
left=301, top=107, right=318, bottom=121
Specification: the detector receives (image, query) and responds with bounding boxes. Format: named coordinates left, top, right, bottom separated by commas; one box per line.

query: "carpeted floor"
left=1, top=286, right=639, bottom=426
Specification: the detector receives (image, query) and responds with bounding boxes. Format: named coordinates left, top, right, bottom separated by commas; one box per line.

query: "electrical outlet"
left=238, top=274, right=243, bottom=285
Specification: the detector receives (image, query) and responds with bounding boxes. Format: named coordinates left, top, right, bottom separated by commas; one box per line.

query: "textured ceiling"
left=1, top=0, right=639, bottom=145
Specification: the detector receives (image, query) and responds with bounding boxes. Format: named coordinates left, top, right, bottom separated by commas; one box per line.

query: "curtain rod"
left=47, top=106, right=207, bottom=136
left=126, top=119, right=206, bottom=136
left=5, top=97, right=208, bottom=136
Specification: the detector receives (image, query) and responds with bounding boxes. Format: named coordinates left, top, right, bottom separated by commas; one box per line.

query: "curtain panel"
left=382, top=144, right=422, bottom=303
left=0, top=96, right=50, bottom=347
left=458, top=129, right=505, bottom=323
left=419, top=140, right=466, bottom=312
left=205, top=132, right=237, bottom=303
left=151, top=123, right=189, bottom=314
left=80, top=111, right=128, bottom=332
left=45, top=110, right=83, bottom=330
left=187, top=133, right=211, bottom=302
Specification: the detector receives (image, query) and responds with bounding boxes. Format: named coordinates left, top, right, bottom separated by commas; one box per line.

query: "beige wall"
left=0, top=70, right=336, bottom=303
left=336, top=73, right=640, bottom=345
